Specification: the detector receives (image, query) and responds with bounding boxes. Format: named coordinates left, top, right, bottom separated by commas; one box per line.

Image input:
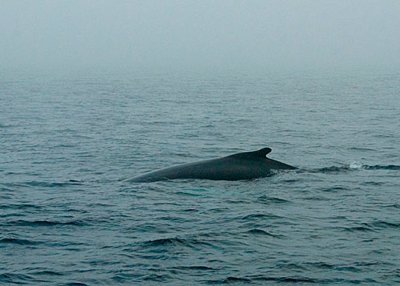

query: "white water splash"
left=349, top=161, right=363, bottom=169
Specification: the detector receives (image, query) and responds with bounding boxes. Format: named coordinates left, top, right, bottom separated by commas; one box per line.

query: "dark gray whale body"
left=129, top=147, right=296, bottom=182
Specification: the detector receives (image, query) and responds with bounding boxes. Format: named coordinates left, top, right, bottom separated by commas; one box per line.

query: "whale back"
left=228, top=147, right=272, bottom=160
left=129, top=147, right=295, bottom=182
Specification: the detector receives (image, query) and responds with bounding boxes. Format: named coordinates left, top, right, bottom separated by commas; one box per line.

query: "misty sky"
left=1, top=0, right=399, bottom=72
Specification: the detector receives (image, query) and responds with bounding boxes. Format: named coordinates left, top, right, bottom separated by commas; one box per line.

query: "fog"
left=1, top=0, right=399, bottom=73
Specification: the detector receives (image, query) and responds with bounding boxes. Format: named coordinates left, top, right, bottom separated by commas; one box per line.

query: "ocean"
left=1, top=68, right=399, bottom=285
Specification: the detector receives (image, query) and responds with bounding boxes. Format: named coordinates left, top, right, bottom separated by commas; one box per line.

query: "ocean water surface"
left=1, top=69, right=400, bottom=285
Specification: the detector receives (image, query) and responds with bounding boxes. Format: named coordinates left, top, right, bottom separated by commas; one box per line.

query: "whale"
left=128, top=147, right=296, bottom=182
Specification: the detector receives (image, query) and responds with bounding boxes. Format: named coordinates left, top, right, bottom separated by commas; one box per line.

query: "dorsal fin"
left=229, top=147, right=272, bottom=160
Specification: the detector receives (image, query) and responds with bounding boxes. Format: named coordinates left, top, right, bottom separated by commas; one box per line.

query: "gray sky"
left=1, top=0, right=399, bottom=72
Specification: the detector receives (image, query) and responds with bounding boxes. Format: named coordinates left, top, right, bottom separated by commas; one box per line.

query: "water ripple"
left=246, top=228, right=282, bottom=237
left=4, top=219, right=87, bottom=227
left=0, top=237, right=41, bottom=246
